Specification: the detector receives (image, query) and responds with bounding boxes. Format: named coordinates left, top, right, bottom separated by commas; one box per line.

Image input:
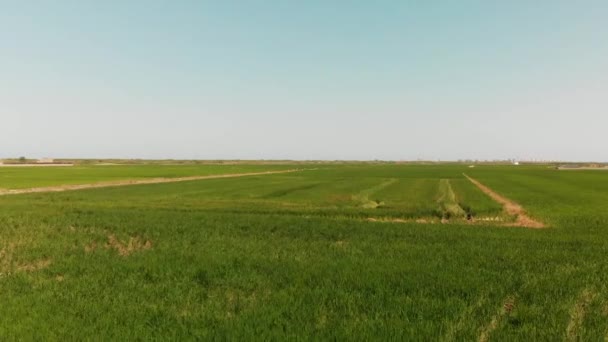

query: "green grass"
left=450, top=178, right=504, bottom=218
left=436, top=179, right=467, bottom=219
left=0, top=164, right=297, bottom=189
left=1, top=164, right=608, bottom=339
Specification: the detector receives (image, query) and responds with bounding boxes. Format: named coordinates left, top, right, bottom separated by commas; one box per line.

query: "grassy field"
left=1, top=164, right=608, bottom=339
left=0, top=164, right=296, bottom=189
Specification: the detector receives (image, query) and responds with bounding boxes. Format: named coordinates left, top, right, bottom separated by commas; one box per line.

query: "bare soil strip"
left=558, top=166, right=608, bottom=171
left=365, top=216, right=504, bottom=226
left=0, top=169, right=302, bottom=196
left=463, top=174, right=545, bottom=228
left=0, top=163, right=74, bottom=167
left=366, top=217, right=434, bottom=224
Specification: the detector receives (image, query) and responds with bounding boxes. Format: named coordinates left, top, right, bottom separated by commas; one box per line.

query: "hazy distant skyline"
left=2, top=1, right=607, bottom=161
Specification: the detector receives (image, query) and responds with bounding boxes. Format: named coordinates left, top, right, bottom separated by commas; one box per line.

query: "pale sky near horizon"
left=1, top=1, right=607, bottom=161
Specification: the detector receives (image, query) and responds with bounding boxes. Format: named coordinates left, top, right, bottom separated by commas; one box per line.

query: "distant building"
left=37, top=158, right=54, bottom=164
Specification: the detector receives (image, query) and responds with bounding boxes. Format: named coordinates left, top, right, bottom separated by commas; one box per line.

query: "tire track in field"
left=437, top=179, right=467, bottom=220
left=566, top=288, right=597, bottom=342
left=352, top=178, right=397, bottom=208
left=0, top=169, right=303, bottom=196
left=463, top=174, right=545, bottom=228
left=478, top=295, right=516, bottom=342
left=442, top=295, right=488, bottom=341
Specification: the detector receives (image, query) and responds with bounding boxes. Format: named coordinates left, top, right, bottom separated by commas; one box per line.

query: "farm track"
left=352, top=178, right=397, bottom=208
left=437, top=179, right=467, bottom=219
left=463, top=174, right=545, bottom=228
left=365, top=216, right=505, bottom=226
left=0, top=169, right=303, bottom=196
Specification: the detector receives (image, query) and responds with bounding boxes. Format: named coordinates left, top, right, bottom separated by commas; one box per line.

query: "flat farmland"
left=0, top=164, right=296, bottom=190
left=1, top=163, right=607, bottom=340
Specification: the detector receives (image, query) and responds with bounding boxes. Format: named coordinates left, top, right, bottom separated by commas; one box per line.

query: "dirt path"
left=0, top=169, right=302, bottom=196
left=463, top=174, right=545, bottom=228
left=0, top=164, right=74, bottom=167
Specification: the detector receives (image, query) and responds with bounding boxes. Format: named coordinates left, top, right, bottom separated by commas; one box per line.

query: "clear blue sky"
left=2, top=1, right=607, bottom=161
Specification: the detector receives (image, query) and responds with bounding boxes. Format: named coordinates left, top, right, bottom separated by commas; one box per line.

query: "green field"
left=1, top=163, right=608, bottom=339
left=0, top=164, right=296, bottom=189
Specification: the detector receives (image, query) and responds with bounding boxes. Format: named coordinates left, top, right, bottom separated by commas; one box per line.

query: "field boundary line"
left=0, top=163, right=74, bottom=168
left=463, top=173, right=545, bottom=228
left=0, top=169, right=304, bottom=196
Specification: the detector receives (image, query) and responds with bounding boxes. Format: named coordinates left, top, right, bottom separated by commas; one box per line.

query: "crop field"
left=1, top=163, right=608, bottom=339
left=0, top=164, right=296, bottom=189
